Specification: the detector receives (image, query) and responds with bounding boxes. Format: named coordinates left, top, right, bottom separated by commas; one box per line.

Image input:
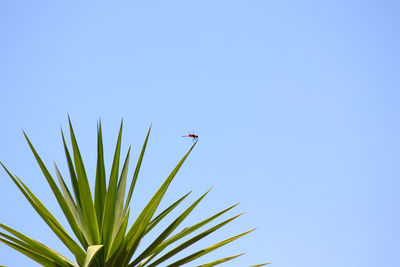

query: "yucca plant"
left=0, top=119, right=268, bottom=266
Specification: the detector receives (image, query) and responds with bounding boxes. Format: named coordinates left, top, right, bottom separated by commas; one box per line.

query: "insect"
left=182, top=132, right=199, bottom=142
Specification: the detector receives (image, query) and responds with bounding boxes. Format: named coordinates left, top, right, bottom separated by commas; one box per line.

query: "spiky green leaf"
left=166, top=229, right=255, bottom=266
left=144, top=191, right=192, bottom=236
left=0, top=224, right=77, bottom=267
left=94, top=121, right=107, bottom=229
left=68, top=117, right=100, bottom=245
left=146, top=213, right=243, bottom=267
left=123, top=125, right=151, bottom=214
left=196, top=253, right=245, bottom=267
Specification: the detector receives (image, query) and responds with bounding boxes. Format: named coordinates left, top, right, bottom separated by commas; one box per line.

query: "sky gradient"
left=1, top=1, right=400, bottom=266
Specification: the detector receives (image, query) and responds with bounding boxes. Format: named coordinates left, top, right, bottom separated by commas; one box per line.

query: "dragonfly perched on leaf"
left=182, top=132, right=198, bottom=142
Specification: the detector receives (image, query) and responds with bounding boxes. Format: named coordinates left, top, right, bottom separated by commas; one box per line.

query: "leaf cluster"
left=0, top=119, right=269, bottom=266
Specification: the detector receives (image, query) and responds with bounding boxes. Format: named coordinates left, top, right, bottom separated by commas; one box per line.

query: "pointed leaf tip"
left=83, top=245, right=104, bottom=267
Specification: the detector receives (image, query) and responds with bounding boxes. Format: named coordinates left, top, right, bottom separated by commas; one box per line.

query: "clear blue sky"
left=1, top=1, right=399, bottom=266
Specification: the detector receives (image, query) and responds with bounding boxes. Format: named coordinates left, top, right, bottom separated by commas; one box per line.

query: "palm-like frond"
left=0, top=119, right=266, bottom=266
